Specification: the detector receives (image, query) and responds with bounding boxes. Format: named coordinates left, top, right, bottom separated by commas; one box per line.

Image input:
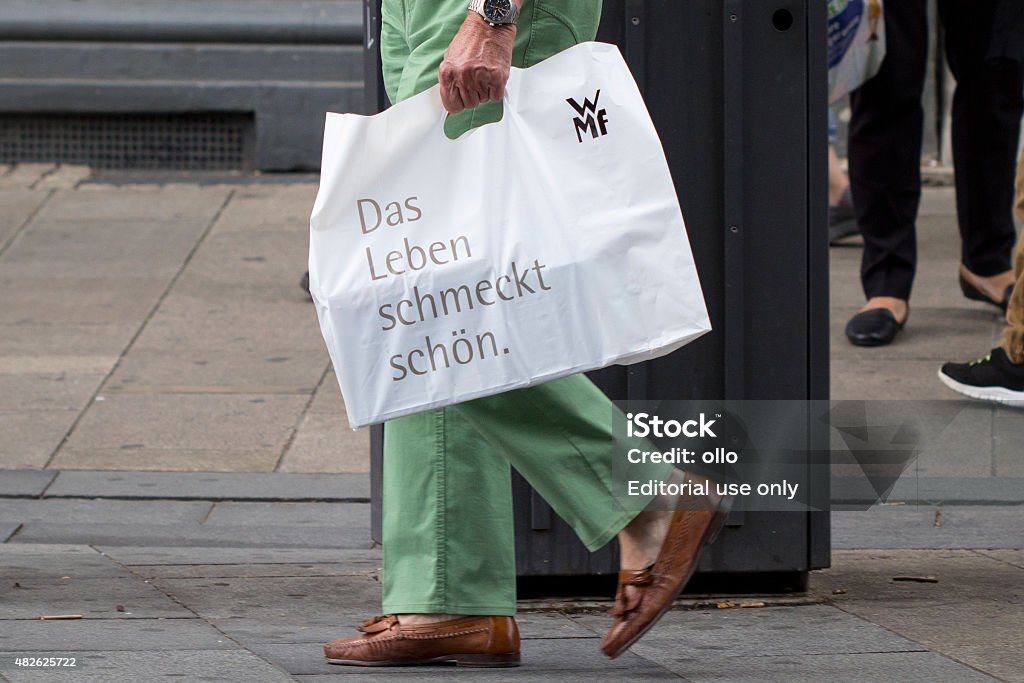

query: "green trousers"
left=379, top=0, right=672, bottom=616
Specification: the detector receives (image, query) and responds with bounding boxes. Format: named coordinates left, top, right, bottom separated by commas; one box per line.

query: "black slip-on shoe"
left=938, top=348, right=1024, bottom=407
left=300, top=270, right=313, bottom=302
left=845, top=308, right=905, bottom=347
left=959, top=274, right=1012, bottom=313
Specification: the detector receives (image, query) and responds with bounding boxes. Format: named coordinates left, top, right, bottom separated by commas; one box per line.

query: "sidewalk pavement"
left=0, top=164, right=1022, bottom=681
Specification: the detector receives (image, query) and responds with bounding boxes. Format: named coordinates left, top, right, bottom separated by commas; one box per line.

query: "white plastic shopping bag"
left=310, top=41, right=710, bottom=428
left=828, top=0, right=885, bottom=103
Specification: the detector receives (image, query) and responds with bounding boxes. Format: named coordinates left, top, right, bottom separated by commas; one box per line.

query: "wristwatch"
left=469, top=0, right=519, bottom=26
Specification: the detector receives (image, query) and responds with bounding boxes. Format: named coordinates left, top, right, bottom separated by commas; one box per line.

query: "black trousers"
left=848, top=0, right=1024, bottom=300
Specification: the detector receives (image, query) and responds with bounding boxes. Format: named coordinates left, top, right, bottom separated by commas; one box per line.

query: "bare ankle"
left=396, top=613, right=461, bottom=625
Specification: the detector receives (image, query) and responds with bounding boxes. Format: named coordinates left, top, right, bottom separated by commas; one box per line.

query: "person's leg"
left=453, top=375, right=675, bottom=554
left=828, top=145, right=850, bottom=207
left=452, top=375, right=729, bottom=659
left=382, top=408, right=517, bottom=616
left=845, top=0, right=926, bottom=345
left=939, top=0, right=1023, bottom=284
left=828, top=142, right=857, bottom=245
left=378, top=0, right=611, bottom=619
left=847, top=0, right=927, bottom=304
left=385, top=372, right=681, bottom=612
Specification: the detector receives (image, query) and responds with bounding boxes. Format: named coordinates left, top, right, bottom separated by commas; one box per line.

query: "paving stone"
left=0, top=190, right=50, bottom=249
left=885, top=477, right=1024, bottom=504
left=1, top=187, right=228, bottom=276
left=0, top=577, right=187, bottom=620
left=170, top=224, right=311, bottom=290
left=232, top=642, right=349, bottom=676
left=993, top=406, right=1024, bottom=478
left=253, top=637, right=660, bottom=677
left=831, top=359, right=967, bottom=402
left=45, top=471, right=369, bottom=502
left=828, top=255, right=865, bottom=310
left=0, top=186, right=229, bottom=471
left=833, top=262, right=1006, bottom=317
left=572, top=605, right=922, bottom=659
left=209, top=184, right=318, bottom=237
left=813, top=550, right=1020, bottom=605
left=126, top=562, right=379, bottom=580
left=811, top=549, right=1024, bottom=681
left=514, top=613, right=599, bottom=639
left=832, top=505, right=1024, bottom=549
left=50, top=449, right=286, bottom=473
left=0, top=410, right=81, bottom=469
left=152, top=575, right=379, bottom=629
left=0, top=323, right=135, bottom=359
left=293, top=669, right=679, bottom=681
left=0, top=618, right=235, bottom=652
left=102, top=347, right=324, bottom=394
left=905, top=403, right=996, bottom=478
left=909, top=283, right=1012, bottom=319
left=936, top=647, right=1024, bottom=683
left=0, top=650, right=295, bottom=683
left=32, top=165, right=93, bottom=191
left=0, top=471, right=56, bottom=498
left=975, top=549, right=1024, bottom=570
left=279, top=380, right=370, bottom=474
left=278, top=411, right=370, bottom=474
left=92, top=185, right=325, bottom=400
left=0, top=277, right=169, bottom=327
left=95, top=546, right=378, bottom=567
left=51, top=393, right=308, bottom=472
left=832, top=305, right=1003, bottom=363
left=203, top=502, right=367, bottom=529
left=0, top=164, right=55, bottom=190
left=303, top=376, right=350, bottom=422
left=0, top=545, right=126, bottom=580
left=652, top=652, right=998, bottom=683
left=0, top=372, right=109, bottom=414
left=11, top=522, right=371, bottom=550
left=123, top=294, right=323, bottom=357
left=0, top=543, right=100, bottom=555
left=208, top=620, right=355, bottom=648
left=830, top=402, right=998, bottom=494
left=908, top=213, right=962, bottom=263
left=0, top=499, right=212, bottom=526
left=834, top=475, right=1024, bottom=507
left=0, top=357, right=115, bottom=375
left=918, top=187, right=956, bottom=216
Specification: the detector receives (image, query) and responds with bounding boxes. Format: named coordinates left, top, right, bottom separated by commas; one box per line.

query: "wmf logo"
left=566, top=90, right=609, bottom=143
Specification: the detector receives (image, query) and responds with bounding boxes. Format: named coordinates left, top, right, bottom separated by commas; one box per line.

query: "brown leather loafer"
left=324, top=614, right=520, bottom=667
left=601, top=497, right=731, bottom=659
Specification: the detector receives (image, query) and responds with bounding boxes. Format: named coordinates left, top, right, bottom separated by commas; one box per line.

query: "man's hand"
left=438, top=11, right=516, bottom=114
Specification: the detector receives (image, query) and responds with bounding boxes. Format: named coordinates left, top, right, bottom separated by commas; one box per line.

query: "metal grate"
left=0, top=113, right=255, bottom=170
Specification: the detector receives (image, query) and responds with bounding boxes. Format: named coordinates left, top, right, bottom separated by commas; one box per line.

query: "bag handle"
left=430, top=65, right=526, bottom=141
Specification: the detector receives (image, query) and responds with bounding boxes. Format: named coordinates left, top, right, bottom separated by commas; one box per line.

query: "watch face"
left=483, top=0, right=513, bottom=23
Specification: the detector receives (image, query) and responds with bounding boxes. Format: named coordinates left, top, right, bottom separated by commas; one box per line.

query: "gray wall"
left=0, top=0, right=365, bottom=170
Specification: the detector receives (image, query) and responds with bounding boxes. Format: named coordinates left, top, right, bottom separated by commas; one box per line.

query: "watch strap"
left=468, top=0, right=519, bottom=26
